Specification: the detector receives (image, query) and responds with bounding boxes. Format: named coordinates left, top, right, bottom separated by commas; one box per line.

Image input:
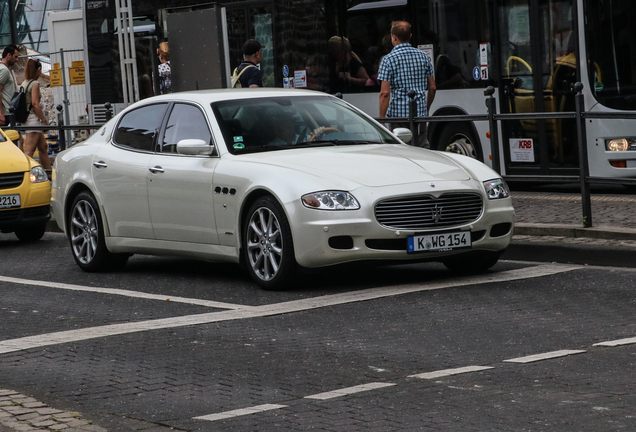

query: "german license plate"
left=0, top=194, right=20, bottom=209
left=407, top=231, right=471, bottom=253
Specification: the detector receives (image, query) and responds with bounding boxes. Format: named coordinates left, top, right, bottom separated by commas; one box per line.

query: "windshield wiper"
left=294, top=140, right=382, bottom=148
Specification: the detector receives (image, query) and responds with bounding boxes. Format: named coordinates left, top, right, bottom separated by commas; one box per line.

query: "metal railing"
left=376, top=84, right=636, bottom=228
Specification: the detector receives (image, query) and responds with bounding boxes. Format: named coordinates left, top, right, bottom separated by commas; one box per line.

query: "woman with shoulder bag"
left=21, top=58, right=50, bottom=171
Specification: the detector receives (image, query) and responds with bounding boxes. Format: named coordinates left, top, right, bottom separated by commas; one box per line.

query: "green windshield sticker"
left=233, top=142, right=245, bottom=149
left=233, top=136, right=244, bottom=143
left=594, top=81, right=604, bottom=92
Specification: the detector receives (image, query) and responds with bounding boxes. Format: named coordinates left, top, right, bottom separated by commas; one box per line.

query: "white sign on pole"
left=509, top=138, right=535, bottom=162
left=294, top=69, right=307, bottom=88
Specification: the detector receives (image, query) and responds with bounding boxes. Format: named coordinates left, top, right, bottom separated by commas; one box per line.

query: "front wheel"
left=14, top=223, right=47, bottom=242
left=437, top=123, right=481, bottom=160
left=442, top=250, right=503, bottom=274
left=69, top=191, right=129, bottom=272
left=243, top=196, right=297, bottom=290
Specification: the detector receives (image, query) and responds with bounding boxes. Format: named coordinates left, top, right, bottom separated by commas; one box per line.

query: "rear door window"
left=113, top=103, right=169, bottom=151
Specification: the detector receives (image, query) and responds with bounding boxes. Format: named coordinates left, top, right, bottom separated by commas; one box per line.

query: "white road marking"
left=304, top=382, right=396, bottom=400
left=193, top=404, right=287, bottom=421
left=0, top=275, right=246, bottom=310
left=593, top=337, right=636, bottom=347
left=503, top=349, right=586, bottom=363
left=408, top=365, right=494, bottom=379
left=0, top=265, right=580, bottom=355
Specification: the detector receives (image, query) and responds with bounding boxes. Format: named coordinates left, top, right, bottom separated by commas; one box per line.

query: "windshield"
left=585, top=0, right=636, bottom=110
left=212, top=95, right=399, bottom=154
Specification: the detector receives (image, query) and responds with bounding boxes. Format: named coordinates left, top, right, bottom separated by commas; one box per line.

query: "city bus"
left=81, top=0, right=636, bottom=180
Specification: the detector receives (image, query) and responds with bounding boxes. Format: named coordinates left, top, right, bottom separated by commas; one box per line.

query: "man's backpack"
left=231, top=64, right=255, bottom=88
left=9, top=80, right=35, bottom=124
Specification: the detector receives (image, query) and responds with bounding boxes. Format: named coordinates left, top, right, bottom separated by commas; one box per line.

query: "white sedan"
left=52, top=89, right=514, bottom=290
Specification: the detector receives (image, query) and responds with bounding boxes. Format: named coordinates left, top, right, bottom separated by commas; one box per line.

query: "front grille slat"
left=375, top=193, right=483, bottom=230
left=0, top=172, right=25, bottom=190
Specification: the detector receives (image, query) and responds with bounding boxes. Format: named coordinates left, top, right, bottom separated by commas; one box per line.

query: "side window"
left=161, top=103, right=212, bottom=154
left=113, top=104, right=168, bottom=151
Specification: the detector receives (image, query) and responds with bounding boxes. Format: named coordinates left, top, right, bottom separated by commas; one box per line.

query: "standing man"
left=234, top=39, right=264, bottom=88
left=378, top=21, right=436, bottom=148
left=0, top=45, right=20, bottom=127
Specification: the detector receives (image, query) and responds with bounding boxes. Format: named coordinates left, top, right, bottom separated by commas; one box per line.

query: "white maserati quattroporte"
left=52, top=89, right=514, bottom=290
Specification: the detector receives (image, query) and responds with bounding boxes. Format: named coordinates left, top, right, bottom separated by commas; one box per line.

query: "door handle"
left=149, top=166, right=165, bottom=174
left=93, top=161, right=107, bottom=168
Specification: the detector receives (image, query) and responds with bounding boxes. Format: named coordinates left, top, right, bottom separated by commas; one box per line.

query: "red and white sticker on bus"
left=509, top=138, right=535, bottom=162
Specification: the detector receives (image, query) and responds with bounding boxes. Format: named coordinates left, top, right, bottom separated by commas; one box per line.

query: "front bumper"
left=289, top=183, right=514, bottom=268
left=0, top=205, right=51, bottom=233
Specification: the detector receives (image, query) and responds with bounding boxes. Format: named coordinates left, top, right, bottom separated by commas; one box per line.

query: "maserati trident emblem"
left=431, top=204, right=443, bottom=224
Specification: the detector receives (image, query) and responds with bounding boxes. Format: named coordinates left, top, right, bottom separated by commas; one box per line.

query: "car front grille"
left=0, top=172, right=25, bottom=190
left=375, top=193, right=483, bottom=230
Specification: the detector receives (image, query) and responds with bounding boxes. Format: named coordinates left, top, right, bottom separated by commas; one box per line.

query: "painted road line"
left=0, top=275, right=247, bottom=310
left=193, top=404, right=287, bottom=421
left=503, top=349, right=586, bottom=364
left=408, top=365, right=494, bottom=379
left=305, top=382, right=396, bottom=400
left=0, top=265, right=580, bottom=355
left=593, top=337, right=636, bottom=347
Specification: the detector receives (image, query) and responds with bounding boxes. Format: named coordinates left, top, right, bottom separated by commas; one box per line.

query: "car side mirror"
left=176, top=139, right=214, bottom=156
left=4, top=130, right=20, bottom=143
left=393, top=127, right=413, bottom=144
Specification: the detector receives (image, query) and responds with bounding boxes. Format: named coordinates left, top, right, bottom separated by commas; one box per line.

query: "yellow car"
left=0, top=128, right=51, bottom=241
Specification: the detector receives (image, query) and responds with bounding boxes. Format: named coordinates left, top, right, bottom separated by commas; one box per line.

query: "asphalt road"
left=1, top=232, right=636, bottom=431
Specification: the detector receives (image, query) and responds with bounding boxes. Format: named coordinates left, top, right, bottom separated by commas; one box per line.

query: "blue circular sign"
left=283, top=65, right=289, bottom=77
left=472, top=66, right=481, bottom=81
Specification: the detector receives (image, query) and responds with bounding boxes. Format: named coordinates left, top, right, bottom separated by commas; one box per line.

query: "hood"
left=239, top=144, right=471, bottom=187
left=0, top=140, right=31, bottom=173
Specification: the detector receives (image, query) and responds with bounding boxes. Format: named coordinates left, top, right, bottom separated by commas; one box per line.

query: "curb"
left=514, top=222, right=636, bottom=241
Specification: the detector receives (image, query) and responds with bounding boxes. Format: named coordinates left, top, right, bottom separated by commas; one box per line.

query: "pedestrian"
left=328, top=36, right=369, bottom=92
left=232, top=39, right=264, bottom=88
left=0, top=44, right=19, bottom=127
left=157, top=41, right=171, bottom=94
left=21, top=58, right=51, bottom=171
left=378, top=21, right=436, bottom=148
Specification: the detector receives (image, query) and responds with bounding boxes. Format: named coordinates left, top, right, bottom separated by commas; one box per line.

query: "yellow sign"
left=53, top=63, right=60, bottom=70
left=50, top=69, right=63, bottom=87
left=69, top=66, right=85, bottom=85
left=71, top=60, right=84, bottom=68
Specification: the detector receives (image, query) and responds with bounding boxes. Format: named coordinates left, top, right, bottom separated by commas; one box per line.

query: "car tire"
left=437, top=123, right=481, bottom=161
left=243, top=196, right=297, bottom=290
left=442, top=250, right=503, bottom=273
left=14, top=223, right=47, bottom=242
left=69, top=191, right=129, bottom=272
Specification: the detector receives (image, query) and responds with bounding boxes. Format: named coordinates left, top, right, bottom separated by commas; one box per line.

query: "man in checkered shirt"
left=378, top=20, right=436, bottom=148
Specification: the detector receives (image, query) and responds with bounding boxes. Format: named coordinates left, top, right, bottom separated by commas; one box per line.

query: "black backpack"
left=9, top=80, right=35, bottom=124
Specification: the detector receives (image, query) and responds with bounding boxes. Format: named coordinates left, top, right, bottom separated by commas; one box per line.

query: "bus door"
left=497, top=0, right=579, bottom=176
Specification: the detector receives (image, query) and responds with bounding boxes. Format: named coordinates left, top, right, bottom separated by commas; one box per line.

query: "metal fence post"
left=574, top=82, right=592, bottom=227
left=56, top=104, right=66, bottom=151
left=8, top=107, right=16, bottom=129
left=408, top=90, right=417, bottom=142
left=104, top=102, right=113, bottom=121
left=484, top=86, right=501, bottom=174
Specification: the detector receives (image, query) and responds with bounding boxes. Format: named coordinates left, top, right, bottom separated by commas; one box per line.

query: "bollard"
left=56, top=104, right=66, bottom=151
left=334, top=93, right=343, bottom=100
left=484, top=86, right=501, bottom=174
left=408, top=90, right=417, bottom=143
left=104, top=102, right=113, bottom=121
left=574, top=82, right=592, bottom=227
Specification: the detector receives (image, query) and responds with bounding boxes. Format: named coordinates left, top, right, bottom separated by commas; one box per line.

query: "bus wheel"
left=437, top=124, right=481, bottom=160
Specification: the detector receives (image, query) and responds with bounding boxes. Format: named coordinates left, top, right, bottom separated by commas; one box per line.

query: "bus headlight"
left=606, top=138, right=636, bottom=151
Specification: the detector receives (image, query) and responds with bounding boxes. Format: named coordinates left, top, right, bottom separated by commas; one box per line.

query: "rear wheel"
left=442, top=251, right=503, bottom=273
left=437, top=123, right=481, bottom=160
left=243, top=196, right=297, bottom=290
left=69, top=191, right=129, bottom=272
left=14, top=223, right=47, bottom=242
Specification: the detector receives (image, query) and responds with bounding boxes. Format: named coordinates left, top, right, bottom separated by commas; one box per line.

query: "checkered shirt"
left=377, top=43, right=434, bottom=117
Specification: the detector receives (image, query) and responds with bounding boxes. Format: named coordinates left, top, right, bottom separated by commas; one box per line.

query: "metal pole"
left=574, top=82, right=592, bottom=227
left=484, top=86, right=501, bottom=175
left=59, top=48, right=72, bottom=146
left=408, top=89, right=416, bottom=144
left=56, top=104, right=66, bottom=151
left=8, top=0, right=18, bottom=46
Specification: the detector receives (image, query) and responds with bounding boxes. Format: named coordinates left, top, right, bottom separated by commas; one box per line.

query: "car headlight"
left=30, top=166, right=48, bottom=183
left=606, top=138, right=636, bottom=151
left=301, top=191, right=360, bottom=210
left=484, top=178, right=510, bottom=199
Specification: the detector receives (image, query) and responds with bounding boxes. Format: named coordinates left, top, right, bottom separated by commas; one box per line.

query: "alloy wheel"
left=70, top=200, right=99, bottom=264
left=246, top=206, right=283, bottom=281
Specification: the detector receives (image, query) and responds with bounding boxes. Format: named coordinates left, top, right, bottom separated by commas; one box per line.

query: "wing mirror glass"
left=393, top=127, right=413, bottom=144
left=176, top=139, right=213, bottom=156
